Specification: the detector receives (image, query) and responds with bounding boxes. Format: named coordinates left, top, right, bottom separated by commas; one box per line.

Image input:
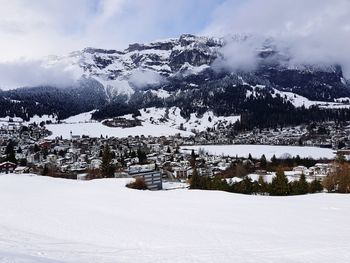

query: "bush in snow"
left=126, top=177, right=148, bottom=190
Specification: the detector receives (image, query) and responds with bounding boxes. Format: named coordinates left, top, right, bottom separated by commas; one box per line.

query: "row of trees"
left=219, top=155, right=319, bottom=180
left=190, top=169, right=323, bottom=196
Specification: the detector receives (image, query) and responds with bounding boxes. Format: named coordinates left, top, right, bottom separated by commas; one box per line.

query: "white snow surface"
left=46, top=121, right=192, bottom=139
left=46, top=107, right=239, bottom=139
left=127, top=107, right=240, bottom=132
left=0, top=114, right=58, bottom=124
left=62, top=110, right=96, bottom=124
left=26, top=114, right=57, bottom=124
left=0, top=174, right=350, bottom=262
left=271, top=88, right=350, bottom=109
left=181, top=144, right=335, bottom=160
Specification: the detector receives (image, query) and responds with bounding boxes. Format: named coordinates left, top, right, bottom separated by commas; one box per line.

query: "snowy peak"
left=49, top=34, right=222, bottom=97
left=45, top=34, right=349, bottom=102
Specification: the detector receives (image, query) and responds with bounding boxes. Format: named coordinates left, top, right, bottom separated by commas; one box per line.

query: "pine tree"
left=137, top=149, right=147, bottom=164
left=190, top=168, right=202, bottom=189
left=271, top=154, right=277, bottom=166
left=298, top=174, right=309, bottom=195
left=5, top=140, right=17, bottom=164
left=100, top=144, right=114, bottom=178
left=271, top=169, right=289, bottom=196
left=190, top=149, right=196, bottom=167
left=248, top=153, right=253, bottom=161
left=310, top=178, right=324, bottom=193
left=291, top=174, right=309, bottom=195
left=260, top=154, right=267, bottom=169
left=258, top=175, right=268, bottom=194
left=239, top=176, right=253, bottom=194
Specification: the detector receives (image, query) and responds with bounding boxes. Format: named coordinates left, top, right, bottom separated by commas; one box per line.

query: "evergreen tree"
left=137, top=149, right=147, bottom=164
left=5, top=140, right=17, bottom=164
left=291, top=174, right=309, bottom=195
left=100, top=144, right=114, bottom=178
left=271, top=154, right=277, bottom=166
left=238, top=176, right=253, bottom=194
left=190, top=168, right=202, bottom=189
left=210, top=176, right=228, bottom=191
left=260, top=154, right=267, bottom=169
left=258, top=175, right=269, bottom=194
left=298, top=174, right=309, bottom=195
left=248, top=153, right=253, bottom=161
left=190, top=149, right=196, bottom=167
left=271, top=169, right=289, bottom=196
left=310, top=178, right=324, bottom=193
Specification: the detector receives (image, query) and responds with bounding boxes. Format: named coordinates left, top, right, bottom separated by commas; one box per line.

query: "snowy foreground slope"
left=0, top=175, right=350, bottom=263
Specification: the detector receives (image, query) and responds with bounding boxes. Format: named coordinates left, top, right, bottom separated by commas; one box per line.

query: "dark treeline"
left=219, top=155, right=320, bottom=180
left=2, top=74, right=350, bottom=131
left=0, top=81, right=107, bottom=121
left=190, top=168, right=323, bottom=196
left=234, top=104, right=350, bottom=131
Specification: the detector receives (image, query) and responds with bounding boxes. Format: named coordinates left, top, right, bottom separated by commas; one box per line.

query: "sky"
left=0, top=0, right=228, bottom=61
left=0, top=0, right=350, bottom=89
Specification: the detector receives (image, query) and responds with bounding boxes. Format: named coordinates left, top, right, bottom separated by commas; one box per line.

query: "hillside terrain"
left=1, top=34, right=350, bottom=130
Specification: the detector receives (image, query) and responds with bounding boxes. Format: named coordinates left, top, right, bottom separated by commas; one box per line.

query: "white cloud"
left=0, top=0, right=218, bottom=61
left=205, top=0, right=350, bottom=77
left=0, top=59, right=81, bottom=90
left=212, top=36, right=263, bottom=72
left=0, top=0, right=218, bottom=89
left=129, top=69, right=164, bottom=88
left=1, top=0, right=350, bottom=90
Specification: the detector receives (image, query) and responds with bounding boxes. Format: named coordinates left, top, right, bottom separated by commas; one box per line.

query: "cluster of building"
left=205, top=122, right=350, bottom=149
left=0, top=119, right=347, bottom=190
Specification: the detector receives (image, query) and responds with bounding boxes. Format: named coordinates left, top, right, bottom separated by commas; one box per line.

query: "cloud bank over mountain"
left=0, top=0, right=350, bottom=90
left=0, top=59, right=81, bottom=90
left=204, top=0, right=350, bottom=77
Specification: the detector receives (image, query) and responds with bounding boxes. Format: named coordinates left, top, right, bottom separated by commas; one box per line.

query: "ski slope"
left=0, top=174, right=350, bottom=262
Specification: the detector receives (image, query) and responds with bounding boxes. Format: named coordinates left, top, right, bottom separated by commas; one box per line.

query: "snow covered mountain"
left=48, top=34, right=222, bottom=97
left=1, top=34, right=350, bottom=129
left=44, top=34, right=349, bottom=101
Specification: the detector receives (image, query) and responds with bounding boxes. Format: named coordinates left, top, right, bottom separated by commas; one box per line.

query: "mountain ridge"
left=1, top=34, right=350, bottom=130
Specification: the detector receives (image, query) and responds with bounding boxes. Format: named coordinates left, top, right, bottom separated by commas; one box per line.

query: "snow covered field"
left=44, top=107, right=240, bottom=139
left=46, top=121, right=192, bottom=139
left=181, top=144, right=336, bottom=159
left=1, top=174, right=350, bottom=263
left=126, top=107, right=240, bottom=132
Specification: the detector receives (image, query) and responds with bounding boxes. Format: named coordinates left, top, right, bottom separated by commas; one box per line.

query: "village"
left=1, top=118, right=348, bottom=191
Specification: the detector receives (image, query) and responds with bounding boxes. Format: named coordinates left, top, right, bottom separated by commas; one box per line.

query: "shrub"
left=126, top=177, right=148, bottom=190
